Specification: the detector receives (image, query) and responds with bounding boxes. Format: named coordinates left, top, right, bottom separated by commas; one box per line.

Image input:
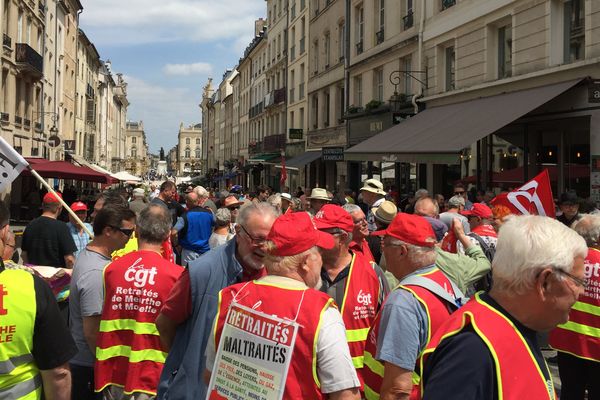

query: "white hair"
left=573, top=214, right=600, bottom=247
left=388, top=237, right=437, bottom=267
left=447, top=195, right=465, bottom=208
left=492, top=215, right=587, bottom=294
left=342, top=204, right=362, bottom=214
left=267, top=193, right=282, bottom=209
left=194, top=185, right=209, bottom=199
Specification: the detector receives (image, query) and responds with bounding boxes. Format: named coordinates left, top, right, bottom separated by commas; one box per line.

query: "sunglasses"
left=110, top=226, right=134, bottom=238
left=454, top=191, right=465, bottom=195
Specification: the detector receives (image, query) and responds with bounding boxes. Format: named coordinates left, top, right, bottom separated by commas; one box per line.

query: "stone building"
left=177, top=122, right=202, bottom=176
left=124, top=120, right=148, bottom=177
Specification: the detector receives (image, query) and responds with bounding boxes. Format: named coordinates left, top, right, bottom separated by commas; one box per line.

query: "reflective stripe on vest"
left=0, top=269, right=40, bottom=400
left=362, top=268, right=455, bottom=400
left=96, top=345, right=167, bottom=363
left=548, top=247, right=600, bottom=362
left=99, top=319, right=160, bottom=336
left=421, top=293, right=555, bottom=400
left=339, top=253, right=381, bottom=370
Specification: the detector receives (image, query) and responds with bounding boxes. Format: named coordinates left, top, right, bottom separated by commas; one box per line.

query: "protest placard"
left=207, top=302, right=298, bottom=400
left=0, top=137, right=29, bottom=192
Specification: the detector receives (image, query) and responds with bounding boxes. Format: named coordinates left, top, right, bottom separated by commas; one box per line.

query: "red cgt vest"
left=95, top=251, right=183, bottom=395
left=420, top=293, right=556, bottom=400
left=549, top=247, right=600, bottom=362
left=215, top=279, right=335, bottom=400
left=340, top=253, right=381, bottom=380
left=362, top=268, right=456, bottom=400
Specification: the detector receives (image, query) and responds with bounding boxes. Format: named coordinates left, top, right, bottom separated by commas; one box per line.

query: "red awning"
left=21, top=160, right=117, bottom=184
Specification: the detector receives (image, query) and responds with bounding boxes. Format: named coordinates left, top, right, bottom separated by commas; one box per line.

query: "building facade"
left=124, top=120, right=148, bottom=177
left=177, top=122, right=202, bottom=176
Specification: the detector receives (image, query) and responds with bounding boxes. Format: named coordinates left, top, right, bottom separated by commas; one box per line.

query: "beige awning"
left=344, top=79, right=583, bottom=163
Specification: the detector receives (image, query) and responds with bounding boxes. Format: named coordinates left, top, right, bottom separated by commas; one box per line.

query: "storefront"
left=345, top=77, right=599, bottom=202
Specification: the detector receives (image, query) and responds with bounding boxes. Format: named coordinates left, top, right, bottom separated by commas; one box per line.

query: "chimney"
left=254, top=18, right=266, bottom=36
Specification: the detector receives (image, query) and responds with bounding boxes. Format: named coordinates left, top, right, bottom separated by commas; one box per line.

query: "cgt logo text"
left=357, top=289, right=372, bottom=306
left=125, top=266, right=158, bottom=288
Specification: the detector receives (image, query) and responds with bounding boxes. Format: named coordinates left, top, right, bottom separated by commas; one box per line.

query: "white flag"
left=0, top=136, right=29, bottom=192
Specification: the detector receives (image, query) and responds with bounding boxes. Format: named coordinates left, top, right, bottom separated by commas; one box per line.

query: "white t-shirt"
left=205, top=275, right=360, bottom=394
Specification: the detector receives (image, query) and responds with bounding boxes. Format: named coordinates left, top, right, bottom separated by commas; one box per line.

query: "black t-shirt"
left=21, top=216, right=77, bottom=267
left=0, top=263, right=77, bottom=370
left=422, top=293, right=551, bottom=400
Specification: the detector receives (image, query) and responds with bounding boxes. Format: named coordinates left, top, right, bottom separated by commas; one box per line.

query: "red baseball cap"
left=461, top=203, right=493, bottom=219
left=71, top=201, right=88, bottom=212
left=268, top=212, right=335, bottom=256
left=313, top=204, right=354, bottom=232
left=43, top=192, right=63, bottom=203
left=372, top=213, right=437, bottom=248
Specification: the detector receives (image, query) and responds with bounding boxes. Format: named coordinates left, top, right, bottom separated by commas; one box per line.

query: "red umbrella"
left=21, top=160, right=117, bottom=184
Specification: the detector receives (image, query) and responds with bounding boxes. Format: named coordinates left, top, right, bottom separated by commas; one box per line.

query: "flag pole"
left=28, top=166, right=94, bottom=238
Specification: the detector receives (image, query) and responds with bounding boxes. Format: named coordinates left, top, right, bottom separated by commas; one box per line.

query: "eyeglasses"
left=552, top=267, right=587, bottom=289
left=110, top=226, right=134, bottom=238
left=240, top=225, right=267, bottom=245
left=228, top=206, right=240, bottom=211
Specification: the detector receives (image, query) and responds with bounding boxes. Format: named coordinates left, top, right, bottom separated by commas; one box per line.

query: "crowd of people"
left=0, top=176, right=597, bottom=400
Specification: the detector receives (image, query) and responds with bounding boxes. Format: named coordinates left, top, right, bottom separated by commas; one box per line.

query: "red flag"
left=490, top=169, right=555, bottom=218
left=280, top=154, right=287, bottom=187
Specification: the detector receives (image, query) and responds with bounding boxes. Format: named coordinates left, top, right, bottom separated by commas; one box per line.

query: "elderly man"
left=129, top=187, right=147, bottom=215
left=549, top=215, right=600, bottom=399
left=69, top=206, right=136, bottom=399
left=173, top=191, right=214, bottom=265
left=307, top=188, right=331, bottom=214
left=204, top=212, right=361, bottom=399
left=156, top=202, right=279, bottom=399
left=362, top=214, right=464, bottom=400
left=151, top=181, right=181, bottom=225
left=360, top=179, right=386, bottom=231
left=315, top=204, right=389, bottom=387
left=441, top=203, right=497, bottom=255
left=343, top=203, right=375, bottom=263
left=439, top=195, right=470, bottom=234
left=421, top=216, right=587, bottom=399
left=95, top=205, right=183, bottom=399
left=414, top=196, right=439, bottom=218
left=557, top=191, right=581, bottom=227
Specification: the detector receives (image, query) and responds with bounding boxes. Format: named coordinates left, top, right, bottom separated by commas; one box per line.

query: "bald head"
left=186, top=192, right=200, bottom=209
left=414, top=196, right=439, bottom=218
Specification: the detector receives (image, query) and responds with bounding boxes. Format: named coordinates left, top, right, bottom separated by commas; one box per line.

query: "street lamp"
left=388, top=69, right=428, bottom=113
left=33, top=111, right=59, bottom=135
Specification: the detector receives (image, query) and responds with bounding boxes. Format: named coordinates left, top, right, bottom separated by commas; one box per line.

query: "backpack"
left=468, top=232, right=495, bottom=292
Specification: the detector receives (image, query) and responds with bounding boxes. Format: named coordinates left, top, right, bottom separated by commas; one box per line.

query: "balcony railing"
left=403, top=10, right=414, bottom=29
left=15, top=43, right=43, bottom=77
left=299, top=82, right=305, bottom=99
left=38, top=1, right=45, bottom=14
left=376, top=29, right=384, bottom=44
left=3, top=34, right=11, bottom=49
left=14, top=116, right=22, bottom=126
left=356, top=41, right=363, bottom=55
left=300, top=37, right=305, bottom=54
left=274, top=87, right=286, bottom=104
left=24, top=119, right=31, bottom=129
left=442, top=0, right=456, bottom=10
left=34, top=122, right=42, bottom=131
left=86, top=83, right=94, bottom=98
left=0, top=113, right=9, bottom=123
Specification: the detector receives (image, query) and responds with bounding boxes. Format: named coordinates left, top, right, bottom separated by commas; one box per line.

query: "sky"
left=79, top=0, right=265, bottom=154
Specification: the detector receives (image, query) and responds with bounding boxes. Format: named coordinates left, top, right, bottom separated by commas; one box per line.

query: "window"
left=17, top=9, right=22, bottom=42
left=445, top=46, right=455, bottom=91
left=299, top=107, right=305, bottom=129
left=324, top=32, right=331, bottom=67
left=339, top=21, right=345, bottom=60
left=132, top=137, right=136, bottom=144
left=354, top=75, right=363, bottom=106
left=195, top=148, right=201, bottom=158
left=186, top=138, right=190, bottom=145
left=312, top=95, right=319, bottom=128
left=498, top=25, right=512, bottom=78
left=313, top=40, right=319, bottom=74
left=356, top=4, right=364, bottom=54
left=373, top=68, right=384, bottom=102
left=324, top=91, right=330, bottom=126
left=184, top=148, right=191, bottom=158
left=441, top=0, right=456, bottom=11
left=26, top=17, right=31, bottom=45
left=403, top=57, right=412, bottom=94
left=564, top=0, right=584, bottom=62
left=196, top=138, right=200, bottom=144
left=131, top=147, right=137, bottom=157
left=290, top=110, right=295, bottom=128
left=403, top=0, right=414, bottom=30
left=377, top=0, right=385, bottom=35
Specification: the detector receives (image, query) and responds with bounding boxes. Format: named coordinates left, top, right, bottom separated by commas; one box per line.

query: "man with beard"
left=204, top=212, right=361, bottom=399
left=156, top=202, right=280, bottom=399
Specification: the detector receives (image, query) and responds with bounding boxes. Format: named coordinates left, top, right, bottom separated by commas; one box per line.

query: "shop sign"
left=322, top=146, right=345, bottom=162
left=64, top=140, right=76, bottom=153
left=289, top=128, right=303, bottom=140
left=589, top=83, right=600, bottom=103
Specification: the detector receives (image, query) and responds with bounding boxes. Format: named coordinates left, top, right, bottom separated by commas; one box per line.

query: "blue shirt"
left=66, top=222, right=93, bottom=259
left=157, top=238, right=243, bottom=400
left=375, top=265, right=435, bottom=371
